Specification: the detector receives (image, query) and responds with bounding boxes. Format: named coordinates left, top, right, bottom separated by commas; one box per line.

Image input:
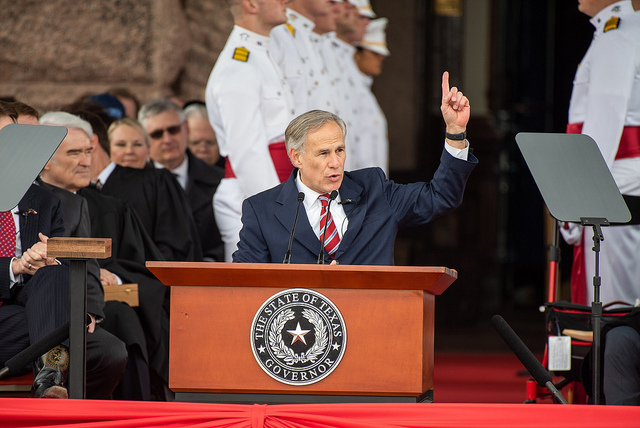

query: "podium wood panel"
left=147, top=262, right=454, bottom=397
left=170, top=286, right=433, bottom=396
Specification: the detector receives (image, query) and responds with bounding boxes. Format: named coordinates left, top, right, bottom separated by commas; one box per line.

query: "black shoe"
left=32, top=366, right=68, bottom=398
left=31, top=345, right=69, bottom=399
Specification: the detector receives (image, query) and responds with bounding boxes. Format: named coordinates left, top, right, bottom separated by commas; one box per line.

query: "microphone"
left=0, top=322, right=69, bottom=380
left=18, top=208, right=38, bottom=218
left=317, top=190, right=338, bottom=264
left=339, top=198, right=354, bottom=205
left=283, top=192, right=305, bottom=264
left=491, top=315, right=568, bottom=404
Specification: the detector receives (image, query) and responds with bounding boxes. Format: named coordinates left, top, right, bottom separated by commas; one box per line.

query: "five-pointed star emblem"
left=258, top=345, right=266, bottom=353
left=287, top=322, right=311, bottom=345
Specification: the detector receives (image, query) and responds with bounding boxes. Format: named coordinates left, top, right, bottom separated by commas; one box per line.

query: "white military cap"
left=355, top=17, right=389, bottom=56
left=349, top=0, right=377, bottom=19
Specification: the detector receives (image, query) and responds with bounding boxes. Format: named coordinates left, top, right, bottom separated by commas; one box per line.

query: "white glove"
left=559, top=222, right=583, bottom=246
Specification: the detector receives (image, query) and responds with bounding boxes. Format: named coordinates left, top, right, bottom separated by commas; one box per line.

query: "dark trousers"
left=0, top=265, right=127, bottom=398
left=604, top=325, right=640, bottom=405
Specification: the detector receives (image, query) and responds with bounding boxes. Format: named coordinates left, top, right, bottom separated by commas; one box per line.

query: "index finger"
left=442, top=71, right=450, bottom=98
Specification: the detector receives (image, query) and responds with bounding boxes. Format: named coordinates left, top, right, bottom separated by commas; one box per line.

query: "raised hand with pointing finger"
left=441, top=71, right=470, bottom=149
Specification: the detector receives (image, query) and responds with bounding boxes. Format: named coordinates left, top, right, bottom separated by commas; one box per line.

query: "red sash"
left=564, top=124, right=640, bottom=304
left=224, top=141, right=293, bottom=183
left=224, top=142, right=293, bottom=183
left=566, top=123, right=640, bottom=160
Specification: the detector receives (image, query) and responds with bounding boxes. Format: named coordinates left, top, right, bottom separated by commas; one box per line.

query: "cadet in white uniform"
left=310, top=1, right=342, bottom=114
left=206, top=0, right=295, bottom=261
left=270, top=2, right=334, bottom=116
left=562, top=0, right=640, bottom=306
left=354, top=17, right=390, bottom=175
left=322, top=0, right=375, bottom=171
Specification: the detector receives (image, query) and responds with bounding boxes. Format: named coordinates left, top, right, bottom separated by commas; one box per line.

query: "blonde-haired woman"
left=108, top=118, right=150, bottom=169
left=101, top=118, right=202, bottom=262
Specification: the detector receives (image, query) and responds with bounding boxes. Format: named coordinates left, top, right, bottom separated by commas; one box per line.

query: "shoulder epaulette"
left=232, top=47, right=249, bottom=62
left=285, top=23, right=295, bottom=37
left=604, top=16, right=620, bottom=33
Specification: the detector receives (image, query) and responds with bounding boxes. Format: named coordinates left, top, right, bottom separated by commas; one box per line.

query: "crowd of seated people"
left=0, top=95, right=223, bottom=401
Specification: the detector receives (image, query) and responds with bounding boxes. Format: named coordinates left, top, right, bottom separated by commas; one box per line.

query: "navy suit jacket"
left=234, top=149, right=477, bottom=265
left=0, top=184, right=65, bottom=300
left=37, top=179, right=105, bottom=319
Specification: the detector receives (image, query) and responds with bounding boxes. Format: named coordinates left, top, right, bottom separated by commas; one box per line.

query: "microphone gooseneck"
left=283, top=192, right=305, bottom=264
left=491, top=315, right=568, bottom=404
left=317, top=190, right=338, bottom=264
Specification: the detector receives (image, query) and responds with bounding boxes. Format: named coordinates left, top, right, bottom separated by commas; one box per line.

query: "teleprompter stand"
left=516, top=133, right=631, bottom=405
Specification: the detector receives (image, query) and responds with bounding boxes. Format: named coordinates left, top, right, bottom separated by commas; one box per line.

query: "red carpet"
left=434, top=352, right=548, bottom=403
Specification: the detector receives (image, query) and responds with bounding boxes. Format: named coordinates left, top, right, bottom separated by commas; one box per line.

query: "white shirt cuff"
left=444, top=139, right=469, bottom=160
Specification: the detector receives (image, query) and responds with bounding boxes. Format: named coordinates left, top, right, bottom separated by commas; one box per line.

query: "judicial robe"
left=79, top=186, right=170, bottom=383
left=100, top=165, right=203, bottom=262
left=183, top=150, right=225, bottom=261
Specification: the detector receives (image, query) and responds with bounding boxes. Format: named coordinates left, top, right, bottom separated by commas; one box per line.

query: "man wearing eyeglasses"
left=138, top=98, right=225, bottom=262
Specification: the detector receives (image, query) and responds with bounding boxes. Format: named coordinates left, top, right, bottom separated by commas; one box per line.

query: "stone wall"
left=1, top=0, right=419, bottom=173
left=0, top=0, right=232, bottom=111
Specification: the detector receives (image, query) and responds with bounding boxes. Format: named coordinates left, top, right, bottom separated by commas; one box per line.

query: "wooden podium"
left=147, top=262, right=457, bottom=403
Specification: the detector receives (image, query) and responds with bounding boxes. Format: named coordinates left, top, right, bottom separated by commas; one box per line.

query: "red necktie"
left=0, top=211, right=16, bottom=257
left=318, top=194, right=340, bottom=259
left=0, top=210, right=15, bottom=307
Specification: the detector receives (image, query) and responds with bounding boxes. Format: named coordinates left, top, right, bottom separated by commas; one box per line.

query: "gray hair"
left=138, top=98, right=185, bottom=128
left=285, top=110, right=347, bottom=156
left=39, top=111, right=93, bottom=140
left=183, top=103, right=208, bottom=121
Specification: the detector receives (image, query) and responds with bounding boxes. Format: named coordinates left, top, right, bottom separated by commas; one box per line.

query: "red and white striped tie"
left=318, top=194, right=340, bottom=259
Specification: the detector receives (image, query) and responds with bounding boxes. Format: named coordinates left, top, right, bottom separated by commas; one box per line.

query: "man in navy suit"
left=234, top=72, right=477, bottom=264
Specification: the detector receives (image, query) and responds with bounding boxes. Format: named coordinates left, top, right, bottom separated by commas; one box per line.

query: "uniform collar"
left=334, top=36, right=356, bottom=55
left=590, top=1, right=632, bottom=33
left=287, top=9, right=316, bottom=33
left=310, top=31, right=323, bottom=44
left=232, top=25, right=270, bottom=51
left=323, top=31, right=337, bottom=41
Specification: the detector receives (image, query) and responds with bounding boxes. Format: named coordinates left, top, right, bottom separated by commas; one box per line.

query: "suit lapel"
left=334, top=174, right=364, bottom=259
left=18, top=187, right=39, bottom=250
left=275, top=171, right=322, bottom=258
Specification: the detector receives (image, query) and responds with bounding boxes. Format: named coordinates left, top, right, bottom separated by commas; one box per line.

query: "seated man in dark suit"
left=234, top=72, right=476, bottom=264
left=0, top=102, right=127, bottom=399
left=38, top=110, right=171, bottom=400
left=69, top=107, right=172, bottom=399
left=580, top=308, right=640, bottom=405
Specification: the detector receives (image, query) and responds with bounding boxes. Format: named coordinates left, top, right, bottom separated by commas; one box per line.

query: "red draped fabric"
left=1, top=399, right=640, bottom=427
